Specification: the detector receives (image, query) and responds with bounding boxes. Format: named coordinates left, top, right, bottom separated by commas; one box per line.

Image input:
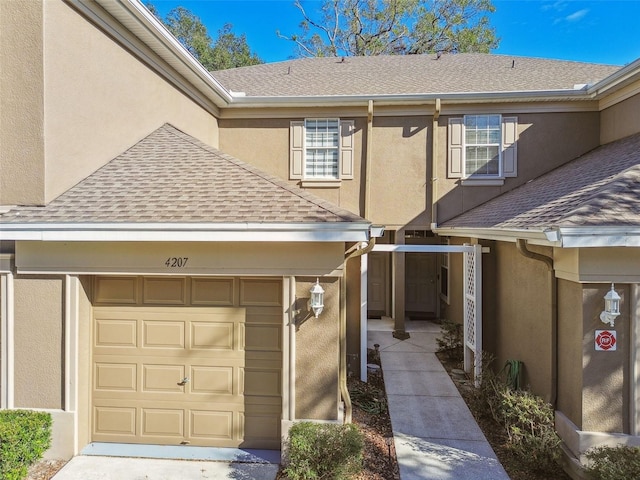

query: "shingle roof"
left=440, top=132, right=640, bottom=230
left=212, top=53, right=621, bottom=97
left=0, top=124, right=366, bottom=225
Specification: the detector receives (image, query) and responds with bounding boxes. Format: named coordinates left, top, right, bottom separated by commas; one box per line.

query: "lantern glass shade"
left=604, top=284, right=621, bottom=315
left=310, top=279, right=324, bottom=318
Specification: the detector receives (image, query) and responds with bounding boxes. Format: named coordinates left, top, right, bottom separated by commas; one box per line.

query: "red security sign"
left=595, top=330, right=617, bottom=351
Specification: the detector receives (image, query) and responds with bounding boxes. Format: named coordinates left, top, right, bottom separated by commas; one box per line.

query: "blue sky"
left=149, top=0, right=640, bottom=66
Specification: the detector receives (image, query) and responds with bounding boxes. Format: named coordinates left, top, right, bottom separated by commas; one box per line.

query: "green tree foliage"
left=145, top=3, right=262, bottom=70
left=279, top=0, right=499, bottom=57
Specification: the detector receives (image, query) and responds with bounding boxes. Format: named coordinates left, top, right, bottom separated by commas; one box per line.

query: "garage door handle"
left=177, top=377, right=189, bottom=386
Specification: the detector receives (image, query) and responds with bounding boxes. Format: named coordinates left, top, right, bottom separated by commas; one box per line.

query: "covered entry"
left=91, top=276, right=283, bottom=449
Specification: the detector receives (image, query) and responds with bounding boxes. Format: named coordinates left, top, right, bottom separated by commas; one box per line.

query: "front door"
left=405, top=253, right=437, bottom=318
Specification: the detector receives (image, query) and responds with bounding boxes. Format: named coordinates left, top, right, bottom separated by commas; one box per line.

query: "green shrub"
left=493, top=388, right=561, bottom=472
left=283, top=421, right=363, bottom=480
left=585, top=445, right=640, bottom=480
left=475, top=357, right=561, bottom=475
left=0, top=410, right=52, bottom=480
left=436, top=320, right=463, bottom=361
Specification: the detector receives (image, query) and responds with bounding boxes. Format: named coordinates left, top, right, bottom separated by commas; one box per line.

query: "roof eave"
left=225, top=88, right=594, bottom=108
left=434, top=225, right=640, bottom=248
left=0, top=222, right=373, bottom=243
left=587, top=57, right=640, bottom=98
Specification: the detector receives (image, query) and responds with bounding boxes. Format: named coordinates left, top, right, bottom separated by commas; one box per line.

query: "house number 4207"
left=165, top=257, right=188, bottom=268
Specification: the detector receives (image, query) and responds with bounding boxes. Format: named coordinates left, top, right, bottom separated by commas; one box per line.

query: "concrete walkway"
left=368, top=317, right=510, bottom=480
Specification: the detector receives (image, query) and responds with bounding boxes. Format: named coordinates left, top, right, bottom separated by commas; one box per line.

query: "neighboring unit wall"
left=581, top=284, right=629, bottom=433
left=13, top=276, right=63, bottom=408
left=435, top=111, right=601, bottom=223
left=557, top=279, right=584, bottom=429
left=0, top=0, right=219, bottom=206
left=491, top=242, right=554, bottom=399
left=600, top=91, right=640, bottom=144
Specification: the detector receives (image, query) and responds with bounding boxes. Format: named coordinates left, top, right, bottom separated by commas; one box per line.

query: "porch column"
left=393, top=229, right=409, bottom=340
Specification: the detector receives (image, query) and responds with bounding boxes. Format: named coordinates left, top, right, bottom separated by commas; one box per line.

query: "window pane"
left=464, top=114, right=501, bottom=176
left=305, top=119, right=339, bottom=179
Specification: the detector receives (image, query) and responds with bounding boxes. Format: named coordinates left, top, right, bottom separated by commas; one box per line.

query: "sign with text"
left=595, top=330, right=617, bottom=351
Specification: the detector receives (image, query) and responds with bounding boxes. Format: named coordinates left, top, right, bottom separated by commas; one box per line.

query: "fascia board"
left=0, top=223, right=371, bottom=242
left=433, top=226, right=555, bottom=246
left=554, top=227, right=640, bottom=248
left=434, top=225, right=640, bottom=248
left=225, top=88, right=593, bottom=109
left=587, top=58, right=640, bottom=97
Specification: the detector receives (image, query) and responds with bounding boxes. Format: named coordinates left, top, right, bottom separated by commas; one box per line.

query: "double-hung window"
left=290, top=118, right=354, bottom=184
left=305, top=119, right=339, bottom=179
left=448, top=114, right=518, bottom=185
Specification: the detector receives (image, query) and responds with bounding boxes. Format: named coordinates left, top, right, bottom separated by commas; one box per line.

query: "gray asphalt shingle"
left=440, top=132, right=640, bottom=229
left=212, top=53, right=620, bottom=97
left=0, top=124, right=366, bottom=225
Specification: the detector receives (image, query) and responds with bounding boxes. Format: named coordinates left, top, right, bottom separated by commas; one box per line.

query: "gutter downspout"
left=431, top=99, right=441, bottom=227
left=341, top=237, right=377, bottom=423
left=364, top=100, right=374, bottom=219
left=516, top=239, right=558, bottom=407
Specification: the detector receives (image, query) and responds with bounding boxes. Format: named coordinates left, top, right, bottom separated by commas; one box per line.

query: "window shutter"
left=448, top=117, right=464, bottom=178
left=340, top=120, right=354, bottom=179
left=290, top=121, right=304, bottom=180
left=502, top=116, right=518, bottom=177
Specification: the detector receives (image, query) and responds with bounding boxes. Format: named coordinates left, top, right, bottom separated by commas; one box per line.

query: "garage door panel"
left=189, top=366, right=234, bottom=395
left=143, top=320, right=185, bottom=349
left=191, top=322, right=236, bottom=350
left=92, top=280, right=282, bottom=448
left=94, top=363, right=137, bottom=391
left=95, top=319, right=137, bottom=348
left=93, top=406, right=136, bottom=437
left=245, top=324, right=281, bottom=352
left=143, top=364, right=185, bottom=393
left=242, top=368, right=281, bottom=397
left=141, top=408, right=184, bottom=437
left=189, top=410, right=234, bottom=440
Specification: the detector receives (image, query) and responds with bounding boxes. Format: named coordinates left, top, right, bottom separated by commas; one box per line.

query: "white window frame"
left=290, top=119, right=354, bottom=186
left=304, top=118, right=340, bottom=180
left=463, top=114, right=502, bottom=178
left=448, top=115, right=518, bottom=186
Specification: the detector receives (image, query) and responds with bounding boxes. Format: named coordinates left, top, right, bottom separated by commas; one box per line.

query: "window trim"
left=448, top=115, right=518, bottom=184
left=463, top=114, right=503, bottom=179
left=290, top=119, right=354, bottom=185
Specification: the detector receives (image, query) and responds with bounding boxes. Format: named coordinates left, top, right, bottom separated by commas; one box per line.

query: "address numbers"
left=165, top=257, right=189, bottom=268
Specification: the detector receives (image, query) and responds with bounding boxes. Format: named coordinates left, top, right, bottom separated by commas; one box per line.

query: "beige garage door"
left=91, top=277, right=282, bottom=449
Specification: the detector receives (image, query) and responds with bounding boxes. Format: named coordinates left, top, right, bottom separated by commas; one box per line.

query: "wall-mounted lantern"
left=599, top=283, right=621, bottom=327
left=310, top=279, right=325, bottom=318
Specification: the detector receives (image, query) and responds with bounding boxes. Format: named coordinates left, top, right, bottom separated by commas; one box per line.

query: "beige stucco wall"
left=581, top=284, right=629, bottom=433
left=219, top=114, right=430, bottom=228
left=600, top=91, right=640, bottom=144
left=1, top=0, right=218, bottom=206
left=13, top=276, right=63, bottom=408
left=435, top=111, right=601, bottom=223
left=294, top=277, right=340, bottom=420
left=491, top=242, right=554, bottom=398
left=0, top=0, right=45, bottom=205
left=556, top=279, right=584, bottom=428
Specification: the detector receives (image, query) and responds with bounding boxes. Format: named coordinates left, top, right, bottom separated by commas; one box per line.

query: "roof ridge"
left=161, top=124, right=364, bottom=222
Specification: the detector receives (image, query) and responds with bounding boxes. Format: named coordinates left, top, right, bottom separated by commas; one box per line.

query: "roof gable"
left=0, top=124, right=365, bottom=226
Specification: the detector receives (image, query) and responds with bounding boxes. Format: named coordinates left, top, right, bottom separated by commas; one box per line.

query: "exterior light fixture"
left=310, top=279, right=325, bottom=318
left=600, top=283, right=621, bottom=327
